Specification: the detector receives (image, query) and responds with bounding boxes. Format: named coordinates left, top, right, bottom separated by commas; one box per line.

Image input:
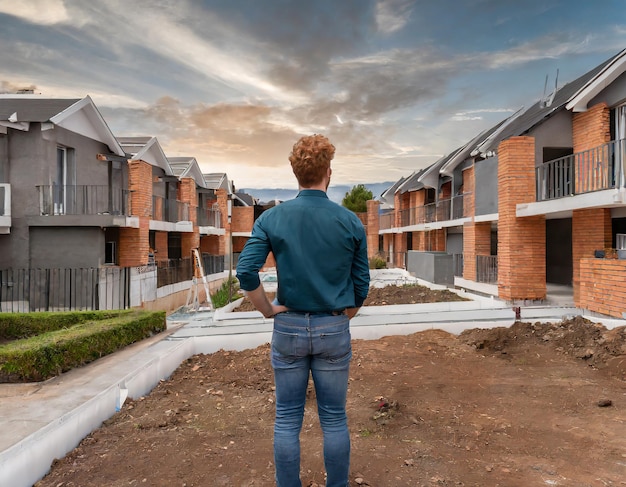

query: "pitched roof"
left=477, top=51, right=619, bottom=155
left=567, top=48, right=626, bottom=112
left=118, top=136, right=173, bottom=175
left=0, top=95, right=125, bottom=156
left=168, top=156, right=209, bottom=189
left=202, top=172, right=230, bottom=191
left=0, top=96, right=80, bottom=122
left=397, top=167, right=429, bottom=194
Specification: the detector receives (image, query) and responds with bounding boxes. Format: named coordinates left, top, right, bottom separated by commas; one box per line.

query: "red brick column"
left=216, top=189, right=229, bottom=256
left=572, top=208, right=612, bottom=304
left=579, top=258, right=626, bottom=318
left=462, top=166, right=475, bottom=218
left=572, top=103, right=611, bottom=193
left=154, top=231, right=168, bottom=261
left=497, top=137, right=546, bottom=301
left=463, top=222, right=491, bottom=281
left=179, top=178, right=200, bottom=260
left=119, top=160, right=151, bottom=267
left=366, top=199, right=380, bottom=259
left=232, top=206, right=254, bottom=232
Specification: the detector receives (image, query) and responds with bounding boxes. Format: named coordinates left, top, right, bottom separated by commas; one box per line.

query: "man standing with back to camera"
left=236, top=134, right=370, bottom=487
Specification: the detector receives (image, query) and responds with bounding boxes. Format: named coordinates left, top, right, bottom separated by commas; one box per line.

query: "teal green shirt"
left=236, top=190, right=370, bottom=311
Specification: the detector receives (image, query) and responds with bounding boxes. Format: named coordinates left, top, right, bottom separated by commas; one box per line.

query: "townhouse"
left=0, top=94, right=239, bottom=311
left=370, top=48, right=626, bottom=318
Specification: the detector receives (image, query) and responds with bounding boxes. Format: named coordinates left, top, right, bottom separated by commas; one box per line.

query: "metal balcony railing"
left=37, top=185, right=130, bottom=216
left=536, top=138, right=626, bottom=201
left=0, top=183, right=10, bottom=217
left=396, top=193, right=471, bottom=228
left=198, top=207, right=222, bottom=228
left=476, top=255, right=497, bottom=283
left=152, top=196, right=189, bottom=223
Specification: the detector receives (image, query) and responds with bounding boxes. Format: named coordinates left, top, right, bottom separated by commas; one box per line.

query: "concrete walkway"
left=1, top=270, right=623, bottom=487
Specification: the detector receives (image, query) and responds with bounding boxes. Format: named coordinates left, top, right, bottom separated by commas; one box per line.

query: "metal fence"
left=476, top=255, right=498, bottom=283
left=36, top=185, right=130, bottom=216
left=202, top=254, right=226, bottom=275
left=152, top=196, right=190, bottom=222
left=452, top=253, right=464, bottom=277
left=536, top=138, right=625, bottom=201
left=0, top=267, right=131, bottom=312
left=156, top=258, right=193, bottom=288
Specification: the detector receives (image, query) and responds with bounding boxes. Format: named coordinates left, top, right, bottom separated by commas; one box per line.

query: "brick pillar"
left=179, top=178, right=200, bottom=260
left=572, top=208, right=611, bottom=304
left=154, top=231, right=168, bottom=261
left=216, top=189, right=229, bottom=257
left=572, top=103, right=611, bottom=193
left=431, top=229, right=446, bottom=251
left=463, top=222, right=491, bottom=281
left=119, top=160, right=151, bottom=267
left=232, top=206, right=254, bottom=232
left=571, top=102, right=611, bottom=305
left=393, top=232, right=406, bottom=268
left=462, top=166, right=475, bottom=218
left=366, top=199, right=380, bottom=259
left=498, top=137, right=546, bottom=301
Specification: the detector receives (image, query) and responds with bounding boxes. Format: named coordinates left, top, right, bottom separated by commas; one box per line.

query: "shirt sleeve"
left=351, top=222, right=370, bottom=307
left=235, top=217, right=272, bottom=291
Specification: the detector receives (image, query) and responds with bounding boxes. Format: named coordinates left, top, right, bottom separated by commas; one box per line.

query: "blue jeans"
left=271, top=311, right=352, bottom=487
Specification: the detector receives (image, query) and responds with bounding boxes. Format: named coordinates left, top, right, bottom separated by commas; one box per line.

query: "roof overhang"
left=131, top=137, right=173, bottom=175
left=50, top=96, right=125, bottom=156
left=566, top=49, right=626, bottom=112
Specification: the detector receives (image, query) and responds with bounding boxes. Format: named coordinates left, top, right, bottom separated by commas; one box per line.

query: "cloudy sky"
left=1, top=0, right=625, bottom=189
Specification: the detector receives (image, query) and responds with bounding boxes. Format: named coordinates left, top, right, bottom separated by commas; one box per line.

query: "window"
left=55, top=146, right=76, bottom=214
left=168, top=232, right=182, bottom=260
left=105, top=241, right=117, bottom=265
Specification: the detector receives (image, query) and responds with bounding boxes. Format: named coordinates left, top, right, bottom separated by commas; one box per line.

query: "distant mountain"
left=240, top=182, right=395, bottom=205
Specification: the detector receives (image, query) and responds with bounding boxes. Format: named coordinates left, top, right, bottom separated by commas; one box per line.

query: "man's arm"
left=245, top=285, right=289, bottom=318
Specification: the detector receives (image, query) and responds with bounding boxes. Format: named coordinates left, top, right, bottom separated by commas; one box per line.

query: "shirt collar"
left=296, top=189, right=328, bottom=199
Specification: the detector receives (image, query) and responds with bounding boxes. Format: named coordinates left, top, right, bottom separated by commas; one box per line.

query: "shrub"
left=211, top=277, right=241, bottom=308
left=369, top=254, right=387, bottom=269
left=0, top=310, right=165, bottom=382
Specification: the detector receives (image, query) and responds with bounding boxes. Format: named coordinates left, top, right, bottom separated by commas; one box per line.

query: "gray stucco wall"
left=474, top=156, right=498, bottom=216
left=406, top=251, right=454, bottom=285
left=2, top=124, right=117, bottom=268
left=530, top=109, right=573, bottom=164
left=589, top=71, right=626, bottom=109
left=29, top=227, right=104, bottom=268
left=446, top=232, right=463, bottom=255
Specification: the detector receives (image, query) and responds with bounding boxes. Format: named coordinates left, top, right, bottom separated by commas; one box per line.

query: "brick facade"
left=463, top=222, right=491, bottom=281
left=572, top=208, right=612, bottom=303
left=119, top=160, right=152, bottom=267
left=579, top=258, right=626, bottom=318
left=232, top=206, right=254, bottom=233
left=365, top=200, right=380, bottom=259
left=154, top=231, right=168, bottom=261
left=497, top=137, right=546, bottom=301
left=462, top=166, right=475, bottom=218
left=571, top=102, right=613, bottom=305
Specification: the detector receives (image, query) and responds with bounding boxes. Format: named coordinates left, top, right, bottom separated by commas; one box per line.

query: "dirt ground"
left=35, top=285, right=626, bottom=487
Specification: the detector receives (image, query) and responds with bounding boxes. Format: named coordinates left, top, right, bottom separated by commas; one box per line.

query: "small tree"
left=342, top=184, right=373, bottom=213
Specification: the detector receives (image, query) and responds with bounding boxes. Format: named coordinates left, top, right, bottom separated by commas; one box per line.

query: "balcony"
left=397, top=193, right=471, bottom=228
left=536, top=138, right=625, bottom=202
left=152, top=196, right=189, bottom=223
left=198, top=207, right=222, bottom=228
left=37, top=185, right=130, bottom=216
left=0, top=183, right=11, bottom=233
left=476, top=254, right=498, bottom=284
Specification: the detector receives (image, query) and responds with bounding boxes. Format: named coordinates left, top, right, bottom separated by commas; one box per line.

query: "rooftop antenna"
left=540, top=69, right=559, bottom=108
left=541, top=74, right=549, bottom=107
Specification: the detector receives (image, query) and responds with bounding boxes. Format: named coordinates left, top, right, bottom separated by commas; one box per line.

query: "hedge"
left=0, top=310, right=166, bottom=382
